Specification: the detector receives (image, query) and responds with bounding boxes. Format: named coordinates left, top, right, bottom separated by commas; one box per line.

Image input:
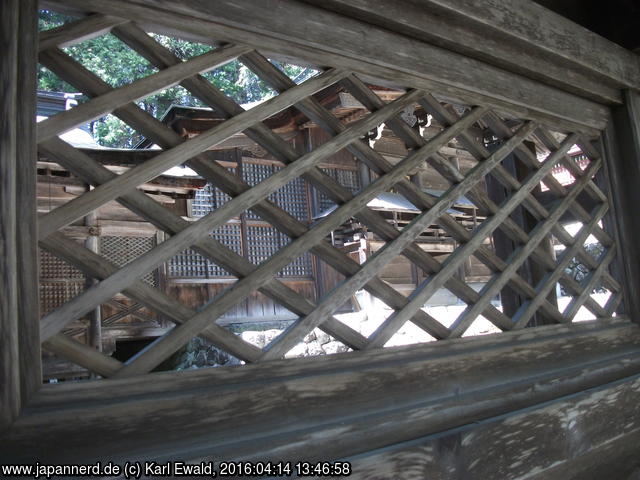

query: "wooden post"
left=236, top=149, right=250, bottom=262
left=16, top=0, right=41, bottom=405
left=602, top=90, right=640, bottom=322
left=1, top=0, right=39, bottom=428
left=84, top=203, right=102, bottom=352
left=485, top=148, right=524, bottom=317
left=0, top=0, right=21, bottom=429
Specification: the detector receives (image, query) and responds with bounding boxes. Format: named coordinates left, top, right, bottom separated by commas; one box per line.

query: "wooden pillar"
left=517, top=144, right=557, bottom=326
left=410, top=173, right=422, bottom=286
left=235, top=149, right=251, bottom=318
left=485, top=148, right=526, bottom=317
left=1, top=0, right=39, bottom=429
left=358, top=155, right=372, bottom=188
left=602, top=90, right=640, bottom=322
left=16, top=0, right=41, bottom=403
left=84, top=206, right=102, bottom=352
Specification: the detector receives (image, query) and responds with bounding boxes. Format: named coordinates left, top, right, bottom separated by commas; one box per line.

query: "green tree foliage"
left=38, top=10, right=316, bottom=148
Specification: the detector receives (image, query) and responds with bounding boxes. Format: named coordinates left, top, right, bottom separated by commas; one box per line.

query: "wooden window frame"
left=2, top=1, right=640, bottom=473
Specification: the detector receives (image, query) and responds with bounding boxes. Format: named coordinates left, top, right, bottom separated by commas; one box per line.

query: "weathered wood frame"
left=2, top=1, right=640, bottom=476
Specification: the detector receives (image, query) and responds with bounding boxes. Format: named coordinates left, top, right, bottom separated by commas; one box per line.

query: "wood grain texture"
left=602, top=91, right=640, bottom=322
left=43, top=0, right=611, bottom=133
left=38, top=13, right=126, bottom=52
left=2, top=320, right=639, bottom=465
left=16, top=0, right=42, bottom=408
left=346, top=373, right=640, bottom=479
left=413, top=0, right=640, bottom=91
left=305, top=0, right=623, bottom=106
left=0, top=0, right=21, bottom=429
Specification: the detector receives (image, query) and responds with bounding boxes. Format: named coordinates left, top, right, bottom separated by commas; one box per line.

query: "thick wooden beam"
left=43, top=0, right=610, bottom=133
left=0, top=0, right=21, bottom=430
left=346, top=370, right=640, bottom=479
left=305, top=0, right=624, bottom=105
left=0, top=0, right=40, bottom=429
left=2, top=320, right=639, bottom=464
left=411, top=0, right=640, bottom=92
left=16, top=0, right=42, bottom=410
left=311, top=0, right=640, bottom=95
left=602, top=90, right=640, bottom=322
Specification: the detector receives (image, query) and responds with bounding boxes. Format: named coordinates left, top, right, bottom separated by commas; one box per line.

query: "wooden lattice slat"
left=33, top=9, right=625, bottom=382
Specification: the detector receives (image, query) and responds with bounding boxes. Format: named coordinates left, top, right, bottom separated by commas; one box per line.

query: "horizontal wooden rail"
left=3, top=320, right=639, bottom=466
left=43, top=0, right=612, bottom=133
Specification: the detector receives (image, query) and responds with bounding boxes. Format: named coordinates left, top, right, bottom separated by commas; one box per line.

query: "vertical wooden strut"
left=603, top=90, right=640, bottom=322
left=84, top=204, right=102, bottom=353
left=17, top=0, right=41, bottom=407
left=0, top=0, right=21, bottom=429
left=0, top=0, right=40, bottom=427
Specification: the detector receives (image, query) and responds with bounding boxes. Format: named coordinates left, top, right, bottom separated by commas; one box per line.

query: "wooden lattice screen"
left=5, top=0, right=640, bottom=472
left=32, top=7, right=626, bottom=381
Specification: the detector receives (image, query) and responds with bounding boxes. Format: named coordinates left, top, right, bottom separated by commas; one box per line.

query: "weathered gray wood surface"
left=4, top=3, right=637, bottom=476
left=0, top=0, right=21, bottom=430
left=413, top=0, right=640, bottom=91
left=2, top=320, right=640, bottom=470
left=0, top=0, right=41, bottom=429
left=43, top=0, right=611, bottom=133
left=306, top=0, right=639, bottom=101
left=38, top=13, right=126, bottom=52
left=346, top=372, right=640, bottom=480
left=16, top=0, right=42, bottom=403
left=603, top=90, right=640, bottom=323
